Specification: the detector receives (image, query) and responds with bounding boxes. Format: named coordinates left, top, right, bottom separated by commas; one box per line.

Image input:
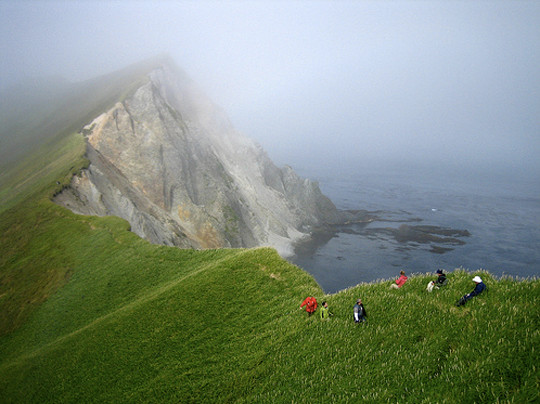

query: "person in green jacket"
left=320, top=301, right=333, bottom=319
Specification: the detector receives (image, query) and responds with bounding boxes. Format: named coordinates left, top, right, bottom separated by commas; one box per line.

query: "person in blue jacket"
left=353, top=299, right=367, bottom=323
left=456, top=276, right=486, bottom=306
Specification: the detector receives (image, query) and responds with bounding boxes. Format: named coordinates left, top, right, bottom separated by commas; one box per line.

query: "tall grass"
left=1, top=244, right=537, bottom=403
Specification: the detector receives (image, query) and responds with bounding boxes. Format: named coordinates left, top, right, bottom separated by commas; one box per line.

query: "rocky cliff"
left=54, top=60, right=341, bottom=257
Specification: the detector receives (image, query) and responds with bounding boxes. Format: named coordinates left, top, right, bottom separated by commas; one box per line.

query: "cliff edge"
left=54, top=60, right=340, bottom=257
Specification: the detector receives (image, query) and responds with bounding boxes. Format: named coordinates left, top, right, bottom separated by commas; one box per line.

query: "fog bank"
left=1, top=1, right=538, bottom=175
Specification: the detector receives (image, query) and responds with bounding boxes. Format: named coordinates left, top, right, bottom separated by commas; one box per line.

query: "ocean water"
left=289, top=161, right=540, bottom=293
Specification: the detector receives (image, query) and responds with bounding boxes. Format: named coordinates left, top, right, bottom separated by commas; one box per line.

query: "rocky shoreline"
left=292, top=209, right=471, bottom=259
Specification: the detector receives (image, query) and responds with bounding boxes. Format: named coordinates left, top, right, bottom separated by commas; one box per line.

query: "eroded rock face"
left=55, top=62, right=340, bottom=256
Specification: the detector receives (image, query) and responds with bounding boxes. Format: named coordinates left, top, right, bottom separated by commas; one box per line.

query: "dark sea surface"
left=289, top=161, right=540, bottom=293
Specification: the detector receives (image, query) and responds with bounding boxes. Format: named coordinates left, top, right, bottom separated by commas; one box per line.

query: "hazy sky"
left=1, top=0, right=539, bottom=175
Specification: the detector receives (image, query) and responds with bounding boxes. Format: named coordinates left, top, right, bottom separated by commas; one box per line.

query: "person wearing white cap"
left=456, top=276, right=486, bottom=306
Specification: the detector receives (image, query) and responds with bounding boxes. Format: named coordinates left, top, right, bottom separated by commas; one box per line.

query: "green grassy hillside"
left=0, top=90, right=538, bottom=402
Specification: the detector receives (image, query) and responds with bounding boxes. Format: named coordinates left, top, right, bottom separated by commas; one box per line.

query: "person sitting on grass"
left=390, top=270, right=408, bottom=289
left=456, top=276, right=486, bottom=306
left=320, top=301, right=333, bottom=319
left=300, top=296, right=317, bottom=316
left=427, top=269, right=448, bottom=292
left=353, top=299, right=367, bottom=323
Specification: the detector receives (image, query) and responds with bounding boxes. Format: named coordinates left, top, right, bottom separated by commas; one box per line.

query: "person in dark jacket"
left=427, top=269, right=448, bottom=292
left=353, top=299, right=367, bottom=323
left=434, top=269, right=448, bottom=287
left=456, top=276, right=486, bottom=306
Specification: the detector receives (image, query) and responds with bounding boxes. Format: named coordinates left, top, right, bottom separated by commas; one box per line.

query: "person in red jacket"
left=300, top=296, right=317, bottom=316
left=390, top=270, right=408, bottom=289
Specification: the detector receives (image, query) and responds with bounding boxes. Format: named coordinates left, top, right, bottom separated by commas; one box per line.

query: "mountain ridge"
left=0, top=55, right=173, bottom=169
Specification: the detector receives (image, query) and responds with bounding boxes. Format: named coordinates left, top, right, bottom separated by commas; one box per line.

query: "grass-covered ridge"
left=0, top=55, right=167, bottom=171
left=1, top=73, right=538, bottom=402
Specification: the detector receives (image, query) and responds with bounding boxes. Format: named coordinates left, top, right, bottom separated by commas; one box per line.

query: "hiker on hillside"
left=300, top=296, right=317, bottom=316
left=456, top=276, right=486, bottom=306
left=353, top=298, right=367, bottom=323
left=390, top=270, right=408, bottom=289
left=320, top=301, right=333, bottom=319
left=427, top=269, right=448, bottom=292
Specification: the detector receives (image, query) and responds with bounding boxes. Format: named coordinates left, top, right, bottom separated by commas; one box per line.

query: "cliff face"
left=54, top=62, right=340, bottom=257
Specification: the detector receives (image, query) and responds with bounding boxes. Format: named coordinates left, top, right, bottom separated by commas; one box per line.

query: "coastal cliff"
left=54, top=60, right=340, bottom=256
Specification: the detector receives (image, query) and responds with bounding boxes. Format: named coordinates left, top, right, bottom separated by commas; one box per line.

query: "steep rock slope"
left=55, top=61, right=340, bottom=256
